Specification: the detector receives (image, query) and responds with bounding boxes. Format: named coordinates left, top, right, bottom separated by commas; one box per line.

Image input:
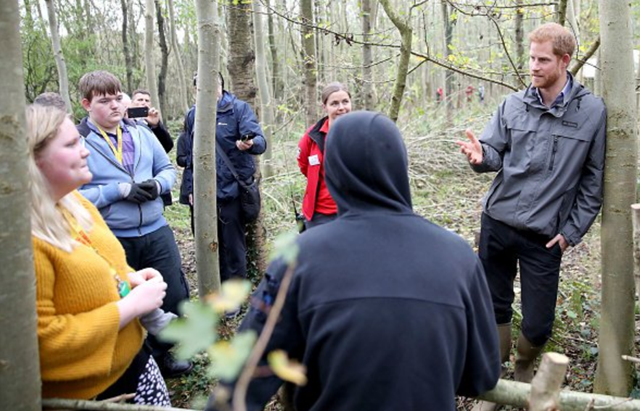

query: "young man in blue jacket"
left=178, top=73, right=266, bottom=283
left=76, top=70, right=192, bottom=378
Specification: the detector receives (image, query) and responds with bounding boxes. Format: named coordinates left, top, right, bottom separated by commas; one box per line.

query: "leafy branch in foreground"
left=159, top=231, right=303, bottom=410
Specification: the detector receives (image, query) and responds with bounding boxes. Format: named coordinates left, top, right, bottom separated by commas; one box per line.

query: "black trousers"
left=478, top=213, right=562, bottom=346
left=190, top=196, right=247, bottom=282
left=118, top=225, right=190, bottom=359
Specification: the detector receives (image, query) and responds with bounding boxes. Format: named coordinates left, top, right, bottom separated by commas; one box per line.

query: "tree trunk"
left=194, top=0, right=221, bottom=296
left=441, top=0, right=455, bottom=124
left=300, top=0, right=317, bottom=125
left=252, top=0, right=274, bottom=179
left=155, top=0, right=168, bottom=116
left=144, top=0, right=159, bottom=107
left=361, top=0, right=374, bottom=110
left=167, top=0, right=188, bottom=112
left=0, top=1, right=41, bottom=409
left=514, top=0, right=525, bottom=71
left=266, top=0, right=282, bottom=102
left=379, top=0, right=412, bottom=123
left=227, top=0, right=266, bottom=277
left=120, top=0, right=133, bottom=93
left=44, top=0, right=72, bottom=111
left=557, top=0, right=568, bottom=26
left=227, top=0, right=256, bottom=100
left=594, top=0, right=637, bottom=396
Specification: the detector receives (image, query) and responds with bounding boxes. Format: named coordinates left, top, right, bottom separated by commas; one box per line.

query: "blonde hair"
left=26, top=104, right=93, bottom=252
left=529, top=23, right=576, bottom=58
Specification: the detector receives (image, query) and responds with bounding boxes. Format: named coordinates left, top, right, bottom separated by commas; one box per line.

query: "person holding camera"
left=178, top=72, right=265, bottom=283
left=297, top=82, right=352, bottom=229
left=76, top=70, right=192, bottom=378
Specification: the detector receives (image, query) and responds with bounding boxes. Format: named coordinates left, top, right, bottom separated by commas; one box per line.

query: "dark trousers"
left=478, top=213, right=562, bottom=346
left=189, top=196, right=247, bottom=282
left=118, top=225, right=190, bottom=359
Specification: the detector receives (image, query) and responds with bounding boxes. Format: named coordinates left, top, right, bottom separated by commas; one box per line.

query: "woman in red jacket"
left=297, top=82, right=352, bottom=229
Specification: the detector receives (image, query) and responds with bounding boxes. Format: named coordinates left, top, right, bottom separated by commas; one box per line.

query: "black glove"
left=124, top=183, right=154, bottom=204
left=138, top=179, right=160, bottom=200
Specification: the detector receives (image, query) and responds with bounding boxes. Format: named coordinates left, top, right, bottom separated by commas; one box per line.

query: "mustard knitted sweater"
left=33, top=193, right=144, bottom=399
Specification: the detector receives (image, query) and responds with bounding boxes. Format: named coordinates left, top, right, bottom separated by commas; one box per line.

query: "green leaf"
left=208, top=331, right=258, bottom=381
left=158, top=300, right=219, bottom=360
left=269, top=231, right=299, bottom=265
left=207, top=279, right=252, bottom=313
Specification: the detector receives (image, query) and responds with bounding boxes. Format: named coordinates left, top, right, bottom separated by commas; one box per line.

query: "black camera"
left=241, top=133, right=256, bottom=142
left=127, top=106, right=149, bottom=118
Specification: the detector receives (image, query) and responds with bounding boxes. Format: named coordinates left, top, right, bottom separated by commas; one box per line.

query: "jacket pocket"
left=547, top=131, right=590, bottom=176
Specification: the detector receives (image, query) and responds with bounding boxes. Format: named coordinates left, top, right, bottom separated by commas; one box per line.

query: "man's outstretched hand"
left=455, top=129, right=483, bottom=165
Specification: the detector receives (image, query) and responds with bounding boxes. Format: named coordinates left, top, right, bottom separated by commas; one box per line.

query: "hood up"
left=324, top=111, right=412, bottom=216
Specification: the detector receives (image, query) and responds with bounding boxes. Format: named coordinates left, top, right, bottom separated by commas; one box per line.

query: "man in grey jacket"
left=457, top=23, right=605, bottom=411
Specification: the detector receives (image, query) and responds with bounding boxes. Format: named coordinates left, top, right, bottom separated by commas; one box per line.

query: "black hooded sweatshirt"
left=210, top=111, right=500, bottom=411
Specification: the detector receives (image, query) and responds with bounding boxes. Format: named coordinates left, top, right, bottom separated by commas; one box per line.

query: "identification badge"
left=309, top=155, right=320, bottom=166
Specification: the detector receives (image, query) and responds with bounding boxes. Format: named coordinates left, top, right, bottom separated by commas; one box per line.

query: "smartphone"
left=241, top=134, right=256, bottom=142
left=127, top=106, right=149, bottom=118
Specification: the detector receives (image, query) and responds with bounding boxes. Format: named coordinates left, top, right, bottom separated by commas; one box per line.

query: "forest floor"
left=161, top=101, right=636, bottom=410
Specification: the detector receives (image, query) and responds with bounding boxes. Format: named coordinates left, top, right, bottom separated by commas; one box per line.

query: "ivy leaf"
left=268, top=350, right=308, bottom=386
left=269, top=231, right=299, bottom=265
left=158, top=300, right=219, bottom=360
left=208, top=330, right=257, bottom=381
left=206, top=279, right=252, bottom=313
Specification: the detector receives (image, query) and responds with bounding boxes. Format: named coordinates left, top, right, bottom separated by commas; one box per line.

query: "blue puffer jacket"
left=180, top=91, right=266, bottom=202
left=77, top=118, right=176, bottom=237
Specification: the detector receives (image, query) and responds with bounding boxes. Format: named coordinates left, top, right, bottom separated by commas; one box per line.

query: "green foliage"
left=207, top=331, right=257, bottom=381
left=269, top=231, right=299, bottom=265
left=160, top=300, right=220, bottom=360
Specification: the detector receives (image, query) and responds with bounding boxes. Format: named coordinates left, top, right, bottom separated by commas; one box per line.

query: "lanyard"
left=97, top=125, right=123, bottom=164
left=62, top=208, right=130, bottom=298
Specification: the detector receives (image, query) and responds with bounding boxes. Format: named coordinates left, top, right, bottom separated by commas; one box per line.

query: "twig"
left=621, top=355, right=640, bottom=364
left=232, top=262, right=297, bottom=411
left=101, top=394, right=135, bottom=403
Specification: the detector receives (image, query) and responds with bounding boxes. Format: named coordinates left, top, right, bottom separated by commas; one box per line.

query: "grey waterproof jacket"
left=472, top=75, right=606, bottom=246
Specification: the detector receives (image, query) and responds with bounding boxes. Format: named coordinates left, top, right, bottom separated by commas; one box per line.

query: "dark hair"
left=132, top=89, right=151, bottom=98
left=78, top=70, right=122, bottom=102
left=321, top=82, right=350, bottom=105
left=192, top=72, right=225, bottom=91
left=34, top=92, right=67, bottom=111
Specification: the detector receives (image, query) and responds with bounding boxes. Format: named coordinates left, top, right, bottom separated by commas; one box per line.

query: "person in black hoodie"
left=208, top=111, right=500, bottom=411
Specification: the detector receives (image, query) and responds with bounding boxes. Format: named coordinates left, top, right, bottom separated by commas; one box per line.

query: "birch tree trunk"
left=144, top=0, right=159, bottom=107
left=594, top=0, right=637, bottom=396
left=301, top=0, right=317, bottom=125
left=168, top=0, right=188, bottom=112
left=120, top=0, right=133, bottom=93
left=44, top=0, right=72, bottom=111
left=361, top=0, right=374, bottom=110
left=0, top=0, right=41, bottom=408
left=194, top=0, right=221, bottom=296
left=253, top=0, right=274, bottom=179
left=155, top=0, right=169, bottom=116
left=379, top=0, right=412, bottom=123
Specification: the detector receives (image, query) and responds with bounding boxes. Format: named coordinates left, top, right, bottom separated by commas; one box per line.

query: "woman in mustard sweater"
left=27, top=104, right=171, bottom=404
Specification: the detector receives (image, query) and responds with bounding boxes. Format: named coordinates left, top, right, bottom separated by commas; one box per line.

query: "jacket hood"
left=218, top=91, right=235, bottom=113
left=324, top=111, right=412, bottom=216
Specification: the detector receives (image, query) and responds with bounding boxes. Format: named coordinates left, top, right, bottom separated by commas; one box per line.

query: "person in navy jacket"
left=178, top=72, right=266, bottom=282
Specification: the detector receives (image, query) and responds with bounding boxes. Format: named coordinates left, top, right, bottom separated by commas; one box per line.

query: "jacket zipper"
left=548, top=136, right=559, bottom=171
